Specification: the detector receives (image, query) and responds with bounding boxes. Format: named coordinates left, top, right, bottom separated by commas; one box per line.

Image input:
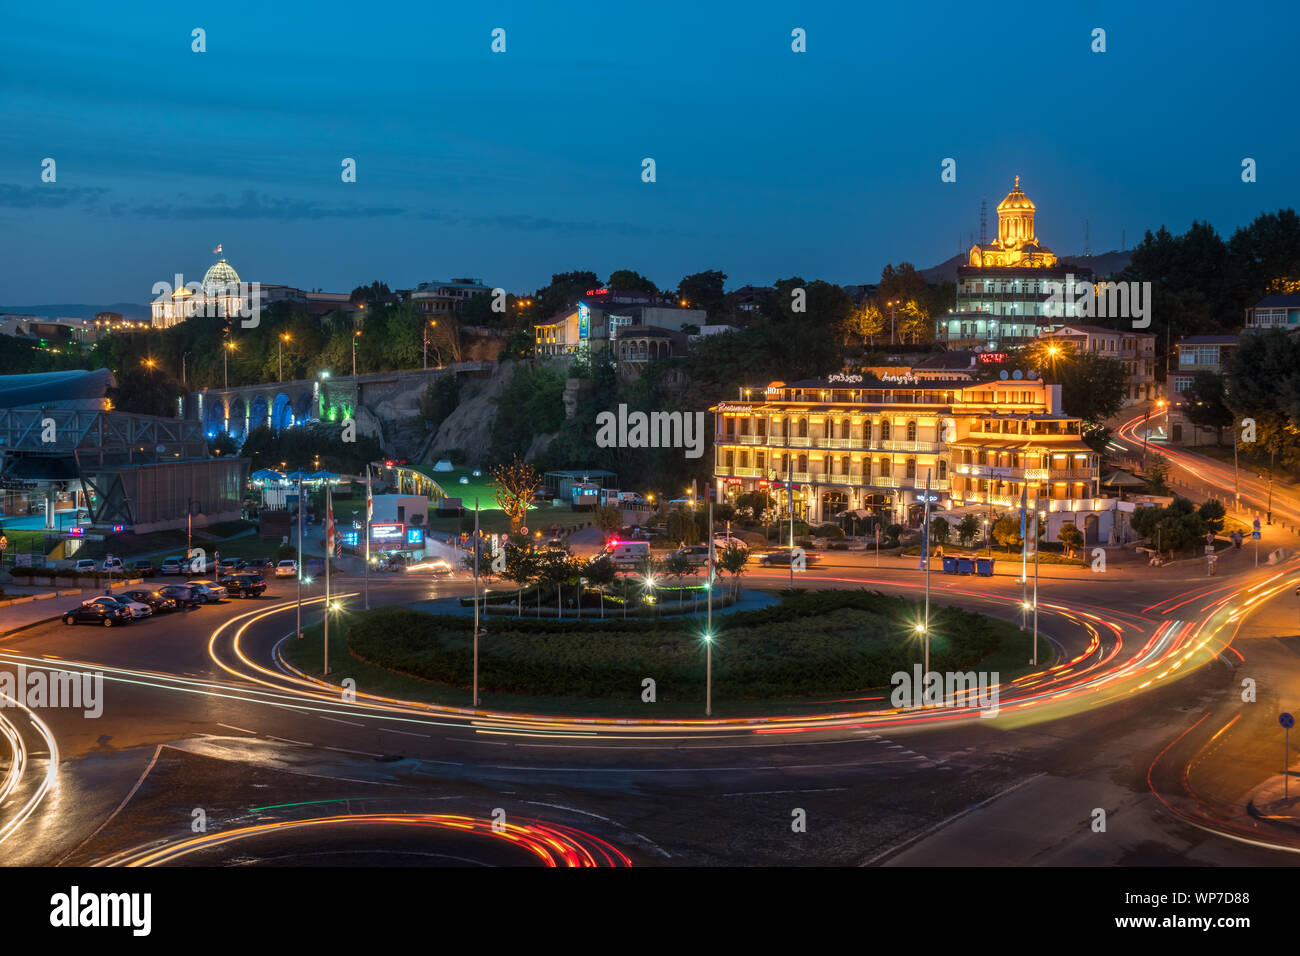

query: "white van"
left=598, top=540, right=650, bottom=569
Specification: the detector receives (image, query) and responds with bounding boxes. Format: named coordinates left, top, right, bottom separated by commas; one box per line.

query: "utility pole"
left=324, top=481, right=332, bottom=675
left=923, top=471, right=932, bottom=677
left=706, top=496, right=714, bottom=717
left=472, top=497, right=480, bottom=708
left=296, top=473, right=303, bottom=639
left=1032, top=512, right=1040, bottom=665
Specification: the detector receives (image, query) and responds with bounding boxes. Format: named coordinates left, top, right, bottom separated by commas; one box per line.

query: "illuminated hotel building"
left=711, top=375, right=1100, bottom=526
left=939, top=177, right=1093, bottom=350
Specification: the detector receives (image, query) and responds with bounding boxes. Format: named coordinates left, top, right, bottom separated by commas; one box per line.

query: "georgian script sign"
left=827, top=373, right=864, bottom=384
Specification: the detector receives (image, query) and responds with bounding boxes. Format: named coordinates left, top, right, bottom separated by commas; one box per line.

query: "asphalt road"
left=4, top=496, right=1300, bottom=867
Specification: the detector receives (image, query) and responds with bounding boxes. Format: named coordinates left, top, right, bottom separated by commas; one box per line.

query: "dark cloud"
left=0, top=183, right=109, bottom=210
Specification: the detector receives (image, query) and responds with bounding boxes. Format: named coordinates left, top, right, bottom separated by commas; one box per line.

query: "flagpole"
left=472, top=497, right=480, bottom=708
left=923, top=470, right=932, bottom=677
left=787, top=455, right=794, bottom=590
left=364, top=467, right=371, bottom=610
left=706, top=496, right=713, bottom=717
left=1032, top=511, right=1040, bottom=665
left=1019, top=485, right=1028, bottom=631
left=324, top=482, right=332, bottom=675
left=296, top=473, right=303, bottom=639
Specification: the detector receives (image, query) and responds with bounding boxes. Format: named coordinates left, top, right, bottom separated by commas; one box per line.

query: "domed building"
left=939, top=175, right=1094, bottom=350
left=151, top=251, right=258, bottom=328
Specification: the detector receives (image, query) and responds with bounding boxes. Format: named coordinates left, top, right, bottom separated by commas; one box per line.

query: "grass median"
left=283, top=589, right=1043, bottom=717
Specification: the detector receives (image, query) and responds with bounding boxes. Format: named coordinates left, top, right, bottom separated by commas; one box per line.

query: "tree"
left=840, top=301, right=886, bottom=346
left=490, top=456, right=541, bottom=532
left=1181, top=372, right=1233, bottom=444
left=1199, top=498, right=1226, bottom=534
left=1056, top=352, right=1128, bottom=423
left=592, top=502, right=623, bottom=534
left=677, top=270, right=727, bottom=317
left=108, top=361, right=185, bottom=417
left=662, top=551, right=695, bottom=605
left=585, top=554, right=616, bottom=619
left=957, top=513, right=981, bottom=547
left=992, top=516, right=1022, bottom=552
left=898, top=298, right=931, bottom=345
left=536, top=548, right=578, bottom=619
left=716, top=543, right=750, bottom=597
left=502, top=542, right=538, bottom=617
left=1058, top=522, right=1084, bottom=558
left=607, top=269, right=658, bottom=294
left=1145, top=453, right=1171, bottom=494
left=666, top=507, right=701, bottom=545
left=928, top=516, right=950, bottom=546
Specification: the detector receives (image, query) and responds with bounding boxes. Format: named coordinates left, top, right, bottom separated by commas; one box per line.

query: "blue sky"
left=1, top=0, right=1296, bottom=303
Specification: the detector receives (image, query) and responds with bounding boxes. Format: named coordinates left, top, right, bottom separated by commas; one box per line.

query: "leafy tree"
left=840, top=301, right=886, bottom=346
left=585, top=554, right=616, bottom=618
left=666, top=507, right=701, bottom=545
left=536, top=270, right=601, bottom=321
left=771, top=277, right=854, bottom=331
left=607, top=269, right=658, bottom=294
left=1199, top=498, right=1226, bottom=534
left=992, top=516, right=1022, bottom=552
left=677, top=270, right=727, bottom=317
left=956, top=513, right=981, bottom=547
left=1055, top=352, right=1127, bottom=423
left=489, top=365, right=566, bottom=461
left=662, top=550, right=696, bottom=605
left=502, top=542, right=538, bottom=617
left=592, top=502, right=623, bottom=534
left=1181, top=372, right=1233, bottom=443
left=928, top=516, right=951, bottom=545
left=1145, top=453, right=1171, bottom=493
left=109, top=361, right=185, bottom=417
left=490, top=456, right=541, bottom=532
left=1057, top=522, right=1084, bottom=558
left=716, top=543, right=750, bottom=597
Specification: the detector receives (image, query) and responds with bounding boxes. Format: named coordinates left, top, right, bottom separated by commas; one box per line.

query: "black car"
left=220, top=573, right=267, bottom=598
left=124, top=588, right=179, bottom=613
left=129, top=559, right=155, bottom=578
left=158, top=584, right=204, bottom=609
left=62, top=603, right=130, bottom=627
left=759, top=548, right=821, bottom=567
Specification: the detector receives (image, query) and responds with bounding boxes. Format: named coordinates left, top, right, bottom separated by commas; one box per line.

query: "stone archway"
left=249, top=393, right=270, bottom=433
left=205, top=396, right=226, bottom=436
left=271, top=393, right=294, bottom=430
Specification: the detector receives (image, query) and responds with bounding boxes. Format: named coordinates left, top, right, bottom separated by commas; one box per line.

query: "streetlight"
left=223, top=340, right=236, bottom=389
left=279, top=332, right=291, bottom=382
left=888, top=299, right=899, bottom=345
left=352, top=329, right=362, bottom=377
left=703, top=631, right=713, bottom=716
left=423, top=320, right=438, bottom=370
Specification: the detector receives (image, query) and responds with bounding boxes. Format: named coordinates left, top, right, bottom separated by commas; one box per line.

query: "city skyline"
left=3, top=0, right=1298, bottom=303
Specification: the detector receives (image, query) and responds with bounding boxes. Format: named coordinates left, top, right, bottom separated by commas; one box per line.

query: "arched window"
left=880, top=420, right=891, bottom=441
left=880, top=458, right=892, bottom=477
left=906, top=458, right=917, bottom=480
left=906, top=420, right=918, bottom=442
left=840, top=418, right=851, bottom=439
left=840, top=455, right=851, bottom=475
left=938, top=459, right=947, bottom=480
left=798, top=418, right=808, bottom=438
left=798, top=454, right=808, bottom=473
left=863, top=420, right=873, bottom=443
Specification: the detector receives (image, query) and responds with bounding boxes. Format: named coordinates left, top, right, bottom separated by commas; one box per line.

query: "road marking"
left=317, top=715, right=366, bottom=727
left=216, top=723, right=256, bottom=735
left=266, top=735, right=313, bottom=747
left=722, top=787, right=849, bottom=796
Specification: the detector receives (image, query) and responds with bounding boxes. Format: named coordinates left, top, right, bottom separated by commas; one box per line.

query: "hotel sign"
left=717, top=404, right=753, bottom=413
left=827, top=373, right=864, bottom=384
left=978, top=352, right=1007, bottom=363
left=880, top=372, right=919, bottom=384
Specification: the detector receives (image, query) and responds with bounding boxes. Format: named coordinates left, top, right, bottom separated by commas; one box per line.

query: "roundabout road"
left=1, top=553, right=1297, bottom=866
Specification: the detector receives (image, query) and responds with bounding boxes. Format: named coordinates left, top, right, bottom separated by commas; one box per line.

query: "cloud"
left=0, top=183, right=109, bottom=210
left=128, top=190, right=406, bottom=220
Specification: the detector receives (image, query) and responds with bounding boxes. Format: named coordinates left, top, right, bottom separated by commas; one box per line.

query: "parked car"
left=219, top=573, right=266, bottom=598
left=62, top=603, right=130, bottom=627
left=187, top=579, right=228, bottom=603
left=712, top=534, right=747, bottom=551
left=673, top=545, right=712, bottom=567
left=73, top=559, right=97, bottom=575
left=159, top=584, right=204, bottom=609
left=101, top=557, right=124, bottom=574
left=130, top=559, right=155, bottom=578
left=159, top=556, right=184, bottom=576
left=217, top=558, right=244, bottom=574
left=82, top=595, right=152, bottom=619
left=759, top=548, right=821, bottom=567
left=275, top=559, right=298, bottom=578
left=123, top=588, right=179, bottom=613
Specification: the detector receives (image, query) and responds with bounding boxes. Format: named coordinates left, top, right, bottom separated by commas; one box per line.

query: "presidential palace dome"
left=202, top=257, right=241, bottom=291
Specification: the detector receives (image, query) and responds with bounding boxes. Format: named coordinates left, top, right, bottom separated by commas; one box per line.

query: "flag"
left=366, top=473, right=373, bottom=521
left=326, top=491, right=335, bottom=555
left=1019, top=483, right=1028, bottom=539
left=213, top=243, right=222, bottom=254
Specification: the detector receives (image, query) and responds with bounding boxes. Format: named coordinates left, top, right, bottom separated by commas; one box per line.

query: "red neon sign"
left=584, top=288, right=609, bottom=296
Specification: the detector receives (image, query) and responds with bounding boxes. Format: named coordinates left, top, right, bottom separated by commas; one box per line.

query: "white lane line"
left=317, top=715, right=366, bottom=727
left=722, top=787, right=849, bottom=796
left=266, top=735, right=313, bottom=747
left=216, top=723, right=257, bottom=735
left=383, top=728, right=436, bottom=738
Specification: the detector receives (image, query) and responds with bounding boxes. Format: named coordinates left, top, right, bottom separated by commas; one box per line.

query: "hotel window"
left=880, top=420, right=891, bottom=441
left=756, top=452, right=765, bottom=471
left=840, top=418, right=850, bottom=439
left=739, top=451, right=749, bottom=468
left=905, top=459, right=916, bottom=480
left=880, top=458, right=892, bottom=477
left=906, top=420, right=917, bottom=442
left=863, top=420, right=873, bottom=442
left=861, top=458, right=871, bottom=478
left=798, top=418, right=808, bottom=438
left=798, top=454, right=808, bottom=472
left=840, top=455, right=851, bottom=474
left=725, top=450, right=734, bottom=468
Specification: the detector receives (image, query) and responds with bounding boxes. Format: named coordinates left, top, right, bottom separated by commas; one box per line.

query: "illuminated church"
left=151, top=253, right=254, bottom=329
left=939, top=176, right=1093, bottom=349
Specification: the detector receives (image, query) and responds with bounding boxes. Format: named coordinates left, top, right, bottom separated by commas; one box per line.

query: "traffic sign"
left=1281, top=713, right=1294, bottom=730
left=1254, top=517, right=1262, bottom=531
left=1253, top=531, right=1261, bottom=540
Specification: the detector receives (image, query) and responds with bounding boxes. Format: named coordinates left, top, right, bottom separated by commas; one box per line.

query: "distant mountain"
left=920, top=250, right=1133, bottom=284
left=0, top=303, right=151, bottom=321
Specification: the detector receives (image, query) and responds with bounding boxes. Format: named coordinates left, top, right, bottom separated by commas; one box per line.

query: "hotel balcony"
left=715, top=434, right=940, bottom=454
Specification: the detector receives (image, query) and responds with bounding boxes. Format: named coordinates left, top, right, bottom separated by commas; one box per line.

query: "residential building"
left=534, top=298, right=705, bottom=358
left=409, top=279, right=492, bottom=319
left=1245, top=293, right=1300, bottom=331
left=711, top=374, right=1100, bottom=530
left=1039, top=324, right=1157, bottom=404
left=1169, top=334, right=1239, bottom=396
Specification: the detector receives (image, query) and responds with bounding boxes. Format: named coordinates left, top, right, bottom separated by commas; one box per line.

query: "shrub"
left=813, top=523, right=845, bottom=540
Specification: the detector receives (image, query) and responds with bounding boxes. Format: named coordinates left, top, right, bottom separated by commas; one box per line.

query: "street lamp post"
left=279, top=333, right=291, bottom=383
left=1032, top=511, right=1042, bottom=665
left=352, top=329, right=361, bottom=377
left=223, top=340, right=236, bottom=389
left=706, top=497, right=714, bottom=716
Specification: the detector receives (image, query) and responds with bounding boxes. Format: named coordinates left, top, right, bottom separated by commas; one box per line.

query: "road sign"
left=1253, top=531, right=1262, bottom=540
left=1254, top=517, right=1262, bottom=532
left=520, top=526, right=528, bottom=535
left=1282, top=713, right=1294, bottom=729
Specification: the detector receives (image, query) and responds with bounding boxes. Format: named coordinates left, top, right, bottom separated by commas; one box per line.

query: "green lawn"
left=283, top=590, right=1044, bottom=718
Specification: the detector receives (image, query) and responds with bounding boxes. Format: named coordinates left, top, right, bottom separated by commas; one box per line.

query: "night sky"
left=2, top=0, right=1296, bottom=303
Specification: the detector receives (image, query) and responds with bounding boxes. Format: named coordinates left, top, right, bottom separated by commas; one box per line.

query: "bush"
left=813, top=523, right=845, bottom=540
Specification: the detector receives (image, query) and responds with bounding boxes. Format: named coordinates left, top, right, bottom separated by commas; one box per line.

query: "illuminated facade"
left=151, top=257, right=259, bottom=328
left=711, top=375, right=1099, bottom=525
left=944, top=177, right=1093, bottom=344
